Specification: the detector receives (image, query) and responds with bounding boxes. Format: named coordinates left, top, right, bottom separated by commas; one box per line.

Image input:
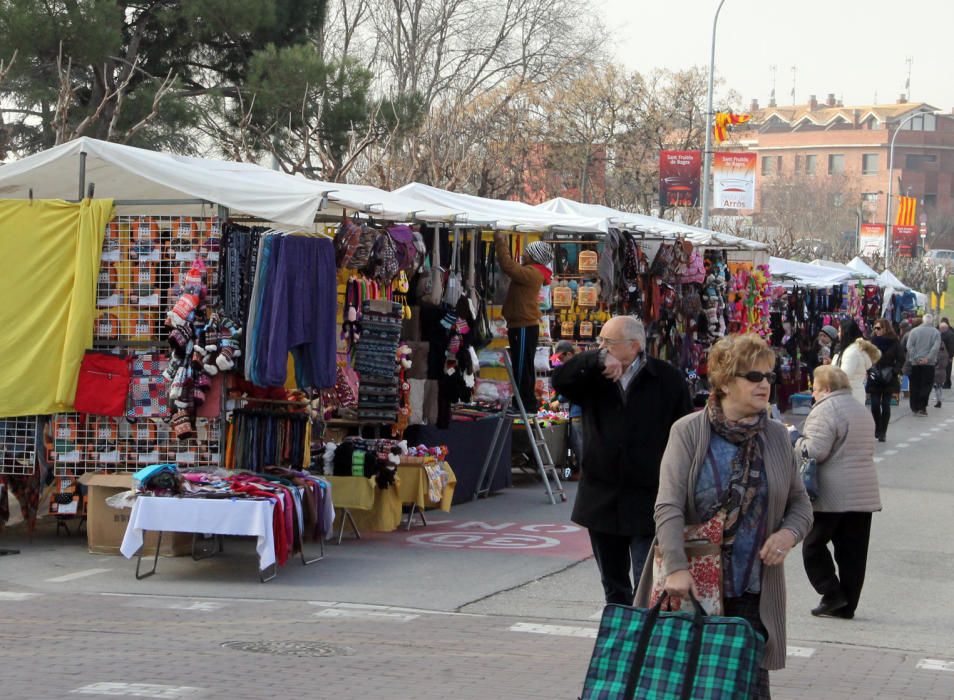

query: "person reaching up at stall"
left=831, top=319, right=880, bottom=407
left=494, top=232, right=552, bottom=414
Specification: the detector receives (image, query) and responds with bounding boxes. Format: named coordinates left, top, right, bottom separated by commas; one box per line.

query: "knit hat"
left=553, top=340, right=576, bottom=354
left=819, top=325, right=838, bottom=342
left=524, top=241, right=553, bottom=265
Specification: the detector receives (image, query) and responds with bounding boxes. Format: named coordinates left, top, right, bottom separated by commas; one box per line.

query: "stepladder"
left=503, top=348, right=567, bottom=504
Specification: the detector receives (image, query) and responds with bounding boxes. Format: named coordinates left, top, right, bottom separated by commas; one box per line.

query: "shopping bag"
left=650, top=510, right=725, bottom=615
left=581, top=592, right=764, bottom=700
left=73, top=351, right=131, bottom=417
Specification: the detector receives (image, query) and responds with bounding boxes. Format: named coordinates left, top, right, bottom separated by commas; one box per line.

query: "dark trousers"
left=802, top=511, right=873, bottom=615
left=945, top=358, right=952, bottom=388
left=507, top=324, right=539, bottom=412
left=724, top=593, right=771, bottom=699
left=588, top=530, right=654, bottom=605
left=909, top=365, right=934, bottom=412
left=869, top=389, right=892, bottom=437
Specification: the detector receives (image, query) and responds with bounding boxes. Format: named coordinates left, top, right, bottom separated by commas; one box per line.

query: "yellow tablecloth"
left=396, top=462, right=457, bottom=512
left=326, top=475, right=402, bottom=533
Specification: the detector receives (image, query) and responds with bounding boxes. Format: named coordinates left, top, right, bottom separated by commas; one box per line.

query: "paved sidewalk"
left=0, top=588, right=952, bottom=699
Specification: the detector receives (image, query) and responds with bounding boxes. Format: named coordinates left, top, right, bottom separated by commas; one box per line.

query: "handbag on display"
left=442, top=227, right=463, bottom=307
left=423, top=225, right=445, bottom=307
left=650, top=510, right=725, bottom=615
left=73, top=351, right=131, bottom=417
left=799, top=445, right=819, bottom=501
left=580, top=593, right=765, bottom=700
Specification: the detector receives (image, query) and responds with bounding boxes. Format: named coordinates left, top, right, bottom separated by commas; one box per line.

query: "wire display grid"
left=50, top=414, right=221, bottom=476
left=0, top=416, right=40, bottom=475
left=95, top=215, right=221, bottom=343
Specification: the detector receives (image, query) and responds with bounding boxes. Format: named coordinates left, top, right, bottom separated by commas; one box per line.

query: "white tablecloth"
left=120, top=497, right=276, bottom=571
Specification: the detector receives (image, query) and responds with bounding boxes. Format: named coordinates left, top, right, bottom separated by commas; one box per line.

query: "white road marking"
left=509, top=622, right=598, bottom=639
left=896, top=443, right=910, bottom=448
left=787, top=646, right=816, bottom=658
left=930, top=427, right=942, bottom=432
left=72, top=682, right=205, bottom=698
left=121, top=598, right=227, bottom=612
left=308, top=601, right=484, bottom=617
left=883, top=450, right=899, bottom=455
left=917, top=659, right=954, bottom=672
left=908, top=437, right=922, bottom=442
left=873, top=457, right=884, bottom=464
left=44, top=568, right=112, bottom=583
left=315, top=608, right=419, bottom=622
left=920, top=432, right=933, bottom=437
left=0, top=591, right=37, bottom=601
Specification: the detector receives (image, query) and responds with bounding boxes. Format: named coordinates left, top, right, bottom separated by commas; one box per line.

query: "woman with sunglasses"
left=796, top=365, right=880, bottom=621
left=636, top=333, right=813, bottom=698
left=866, top=322, right=903, bottom=441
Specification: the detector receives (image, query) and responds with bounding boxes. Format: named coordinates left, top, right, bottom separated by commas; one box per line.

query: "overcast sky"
left=599, top=0, right=954, bottom=111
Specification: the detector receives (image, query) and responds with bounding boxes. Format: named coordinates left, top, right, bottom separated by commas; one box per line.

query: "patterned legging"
left=723, top=593, right=772, bottom=699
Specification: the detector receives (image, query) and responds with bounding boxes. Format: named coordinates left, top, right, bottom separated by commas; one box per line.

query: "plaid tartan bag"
left=581, top=593, right=764, bottom=700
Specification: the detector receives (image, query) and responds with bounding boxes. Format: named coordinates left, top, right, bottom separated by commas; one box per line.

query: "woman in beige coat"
left=795, top=365, right=881, bottom=620
left=635, top=334, right=813, bottom=699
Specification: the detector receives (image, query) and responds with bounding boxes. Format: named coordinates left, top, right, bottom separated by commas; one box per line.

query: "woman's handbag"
left=650, top=510, right=725, bottom=615
left=73, top=351, right=131, bottom=417
left=581, top=592, right=765, bottom=700
left=422, top=226, right=444, bottom=307
left=442, top=227, right=463, bottom=307
left=799, top=446, right=819, bottom=502
left=867, top=365, right=894, bottom=386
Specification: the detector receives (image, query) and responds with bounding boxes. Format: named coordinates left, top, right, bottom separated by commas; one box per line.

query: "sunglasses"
left=735, top=371, right=777, bottom=384
left=873, top=326, right=884, bottom=331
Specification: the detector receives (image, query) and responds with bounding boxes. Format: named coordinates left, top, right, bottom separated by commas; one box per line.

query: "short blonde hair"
left=813, top=365, right=851, bottom=392
left=708, top=334, right=775, bottom=397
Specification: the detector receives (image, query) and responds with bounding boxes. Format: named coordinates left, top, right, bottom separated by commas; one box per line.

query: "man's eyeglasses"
left=597, top=337, right=634, bottom=346
left=735, top=371, right=777, bottom=384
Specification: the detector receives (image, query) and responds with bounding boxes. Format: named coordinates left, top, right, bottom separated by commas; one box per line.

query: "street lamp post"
left=700, top=0, right=727, bottom=231
left=885, top=110, right=935, bottom=267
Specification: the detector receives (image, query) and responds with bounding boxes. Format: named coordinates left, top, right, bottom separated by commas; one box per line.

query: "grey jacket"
left=905, top=323, right=942, bottom=364
left=635, top=410, right=814, bottom=671
left=794, top=389, right=882, bottom=513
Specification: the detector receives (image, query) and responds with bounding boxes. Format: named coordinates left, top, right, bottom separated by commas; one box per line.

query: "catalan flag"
left=895, top=195, right=917, bottom=226
left=713, top=112, right=751, bottom=144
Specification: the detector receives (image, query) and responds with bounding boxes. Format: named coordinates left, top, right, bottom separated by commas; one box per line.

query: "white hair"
left=616, top=315, right=646, bottom=348
left=923, top=314, right=934, bottom=326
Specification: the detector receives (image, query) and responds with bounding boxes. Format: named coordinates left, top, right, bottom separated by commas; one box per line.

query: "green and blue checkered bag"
left=581, top=593, right=765, bottom=699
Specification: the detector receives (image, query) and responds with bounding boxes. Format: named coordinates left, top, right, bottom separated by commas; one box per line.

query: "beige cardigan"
left=634, top=410, right=814, bottom=670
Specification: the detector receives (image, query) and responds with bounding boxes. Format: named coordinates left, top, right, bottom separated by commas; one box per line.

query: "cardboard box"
left=78, top=473, right=191, bottom=556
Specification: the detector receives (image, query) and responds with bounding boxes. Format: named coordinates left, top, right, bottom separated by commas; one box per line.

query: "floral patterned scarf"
left=705, top=394, right=767, bottom=545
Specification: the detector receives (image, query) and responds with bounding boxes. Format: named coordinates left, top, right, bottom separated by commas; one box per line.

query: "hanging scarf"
left=705, top=394, right=766, bottom=544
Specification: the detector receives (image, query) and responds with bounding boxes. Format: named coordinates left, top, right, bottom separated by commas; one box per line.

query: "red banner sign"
left=659, top=151, right=701, bottom=207
left=893, top=225, right=918, bottom=257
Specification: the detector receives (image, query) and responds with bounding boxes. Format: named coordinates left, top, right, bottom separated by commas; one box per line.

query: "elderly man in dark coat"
left=552, top=315, right=692, bottom=604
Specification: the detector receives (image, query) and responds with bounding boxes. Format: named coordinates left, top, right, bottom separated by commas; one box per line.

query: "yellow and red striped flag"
left=895, top=195, right=917, bottom=226
left=713, top=112, right=751, bottom=144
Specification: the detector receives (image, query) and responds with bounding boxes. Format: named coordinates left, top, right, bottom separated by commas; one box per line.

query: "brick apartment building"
left=740, top=94, right=954, bottom=248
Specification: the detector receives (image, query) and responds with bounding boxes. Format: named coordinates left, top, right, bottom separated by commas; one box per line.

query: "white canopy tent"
left=807, top=259, right=872, bottom=282
left=0, top=138, right=465, bottom=227
left=846, top=256, right=880, bottom=279
left=876, top=269, right=911, bottom=292
left=535, top=196, right=768, bottom=251
left=769, top=257, right=858, bottom=287
left=394, top=183, right=608, bottom=233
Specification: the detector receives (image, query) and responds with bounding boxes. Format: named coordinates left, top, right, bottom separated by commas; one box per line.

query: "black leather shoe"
left=811, top=596, right=848, bottom=617
left=836, top=609, right=855, bottom=620
left=878, top=435, right=886, bottom=442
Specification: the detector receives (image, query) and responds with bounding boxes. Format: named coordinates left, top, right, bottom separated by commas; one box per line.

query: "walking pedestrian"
left=866, top=321, right=903, bottom=442
left=494, top=233, right=552, bottom=413
left=933, top=337, right=949, bottom=409
left=550, top=340, right=582, bottom=480
left=796, top=365, right=881, bottom=620
left=552, top=315, right=691, bottom=605
left=904, top=314, right=941, bottom=416
left=635, top=333, right=813, bottom=698
left=940, top=319, right=954, bottom=389
left=831, top=318, right=880, bottom=406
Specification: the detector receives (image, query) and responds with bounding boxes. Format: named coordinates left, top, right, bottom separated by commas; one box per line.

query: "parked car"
left=925, top=249, right=954, bottom=273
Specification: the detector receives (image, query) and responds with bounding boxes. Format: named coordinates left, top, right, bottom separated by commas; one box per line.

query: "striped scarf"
left=705, top=395, right=766, bottom=544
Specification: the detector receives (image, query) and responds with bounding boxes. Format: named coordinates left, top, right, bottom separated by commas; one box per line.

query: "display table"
left=120, top=496, right=277, bottom=580
left=405, top=415, right=512, bottom=503
left=326, top=475, right=402, bottom=540
left=396, top=462, right=457, bottom=528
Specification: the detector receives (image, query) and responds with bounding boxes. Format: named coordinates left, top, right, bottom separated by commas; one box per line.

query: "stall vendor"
left=494, top=233, right=552, bottom=413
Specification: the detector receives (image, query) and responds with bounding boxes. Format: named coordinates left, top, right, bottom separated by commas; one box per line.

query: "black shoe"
left=811, top=595, right=848, bottom=618
left=936, top=402, right=942, bottom=409
left=836, top=609, right=855, bottom=620
left=878, top=435, right=886, bottom=442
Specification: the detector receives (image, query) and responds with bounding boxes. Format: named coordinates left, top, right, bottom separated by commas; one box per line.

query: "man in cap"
left=494, top=233, right=553, bottom=413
